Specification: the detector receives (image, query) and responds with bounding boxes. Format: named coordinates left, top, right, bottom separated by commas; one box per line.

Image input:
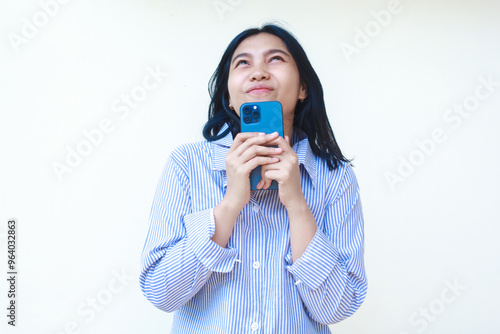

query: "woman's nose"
left=251, top=62, right=270, bottom=81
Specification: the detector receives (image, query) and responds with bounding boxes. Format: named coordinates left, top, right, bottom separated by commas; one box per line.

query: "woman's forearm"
left=212, top=198, right=242, bottom=248
left=287, top=199, right=318, bottom=263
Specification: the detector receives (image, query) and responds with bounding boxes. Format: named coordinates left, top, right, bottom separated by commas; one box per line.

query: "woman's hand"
left=256, top=135, right=305, bottom=209
left=223, top=131, right=282, bottom=211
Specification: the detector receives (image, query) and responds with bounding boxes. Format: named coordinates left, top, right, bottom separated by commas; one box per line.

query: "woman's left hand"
left=256, top=135, right=305, bottom=209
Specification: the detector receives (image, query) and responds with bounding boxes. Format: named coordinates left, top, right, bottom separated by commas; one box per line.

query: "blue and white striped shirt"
left=140, top=124, right=367, bottom=333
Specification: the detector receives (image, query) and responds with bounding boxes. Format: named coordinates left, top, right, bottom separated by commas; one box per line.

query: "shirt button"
left=253, top=205, right=259, bottom=212
left=253, top=261, right=260, bottom=269
left=251, top=322, right=259, bottom=331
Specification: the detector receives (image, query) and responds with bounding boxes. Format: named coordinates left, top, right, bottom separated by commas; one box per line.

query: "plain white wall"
left=1, top=0, right=499, bottom=333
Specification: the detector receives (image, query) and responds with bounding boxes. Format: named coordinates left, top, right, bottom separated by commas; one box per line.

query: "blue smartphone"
left=240, top=101, right=284, bottom=190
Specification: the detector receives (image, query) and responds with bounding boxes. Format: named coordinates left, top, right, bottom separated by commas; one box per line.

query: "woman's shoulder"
left=167, top=139, right=213, bottom=169
left=312, top=151, right=359, bottom=195
left=171, top=139, right=211, bottom=154
left=316, top=156, right=354, bottom=182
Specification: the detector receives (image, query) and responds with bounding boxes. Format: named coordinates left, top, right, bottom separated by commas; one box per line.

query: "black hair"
left=202, top=24, right=351, bottom=170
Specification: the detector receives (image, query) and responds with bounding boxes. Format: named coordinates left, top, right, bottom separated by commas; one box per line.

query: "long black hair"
left=202, top=24, right=350, bottom=170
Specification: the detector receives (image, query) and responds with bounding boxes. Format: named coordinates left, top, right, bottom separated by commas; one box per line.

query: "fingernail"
left=258, top=132, right=266, bottom=136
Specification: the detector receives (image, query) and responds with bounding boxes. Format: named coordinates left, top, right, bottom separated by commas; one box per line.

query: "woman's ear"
left=299, top=81, right=308, bottom=100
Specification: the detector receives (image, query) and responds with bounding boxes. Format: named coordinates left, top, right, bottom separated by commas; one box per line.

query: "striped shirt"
left=140, top=124, right=367, bottom=333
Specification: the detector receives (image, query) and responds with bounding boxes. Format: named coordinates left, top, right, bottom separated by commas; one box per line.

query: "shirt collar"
left=211, top=123, right=317, bottom=188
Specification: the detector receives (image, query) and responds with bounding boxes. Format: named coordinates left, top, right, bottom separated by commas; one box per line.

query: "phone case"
left=240, top=101, right=284, bottom=190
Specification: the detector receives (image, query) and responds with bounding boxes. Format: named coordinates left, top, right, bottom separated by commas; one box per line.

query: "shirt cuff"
left=184, top=208, right=238, bottom=273
left=285, top=229, right=340, bottom=291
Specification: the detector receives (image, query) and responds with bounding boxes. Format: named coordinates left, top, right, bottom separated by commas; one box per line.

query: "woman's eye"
left=270, top=55, right=284, bottom=62
left=236, top=60, right=249, bottom=67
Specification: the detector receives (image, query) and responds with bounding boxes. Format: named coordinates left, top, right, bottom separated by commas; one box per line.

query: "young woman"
left=140, top=24, right=367, bottom=333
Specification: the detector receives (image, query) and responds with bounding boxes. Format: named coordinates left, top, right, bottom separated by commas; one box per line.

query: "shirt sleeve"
left=139, top=149, right=239, bottom=313
left=285, top=164, right=367, bottom=324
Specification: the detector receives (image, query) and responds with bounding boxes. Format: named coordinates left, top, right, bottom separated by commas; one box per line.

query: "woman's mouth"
left=247, top=85, right=274, bottom=95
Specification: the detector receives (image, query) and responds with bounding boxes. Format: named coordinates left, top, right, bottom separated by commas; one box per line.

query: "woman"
left=140, top=24, right=367, bottom=333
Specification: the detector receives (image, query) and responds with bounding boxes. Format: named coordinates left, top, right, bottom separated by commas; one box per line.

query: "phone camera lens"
left=243, top=116, right=252, bottom=124
left=243, top=106, right=251, bottom=114
left=252, top=111, right=260, bottom=118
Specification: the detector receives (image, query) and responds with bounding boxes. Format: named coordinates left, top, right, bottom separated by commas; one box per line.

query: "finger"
left=228, top=156, right=279, bottom=183
left=263, top=169, right=282, bottom=184
left=259, top=166, right=271, bottom=190
left=259, top=162, right=280, bottom=189
left=226, top=145, right=281, bottom=180
left=256, top=175, right=271, bottom=190
left=232, top=132, right=280, bottom=157
left=262, top=176, right=274, bottom=190
left=245, top=156, right=280, bottom=173
left=239, top=146, right=282, bottom=164
left=266, top=136, right=294, bottom=153
left=227, top=132, right=265, bottom=154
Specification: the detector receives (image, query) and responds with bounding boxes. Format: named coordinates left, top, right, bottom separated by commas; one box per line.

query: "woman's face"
left=227, top=33, right=307, bottom=120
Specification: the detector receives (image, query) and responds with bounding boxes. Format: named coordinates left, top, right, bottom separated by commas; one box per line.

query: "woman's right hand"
left=223, top=131, right=282, bottom=211
left=212, top=131, right=282, bottom=247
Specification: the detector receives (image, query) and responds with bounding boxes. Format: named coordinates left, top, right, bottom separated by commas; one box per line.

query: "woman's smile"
left=246, top=84, right=274, bottom=95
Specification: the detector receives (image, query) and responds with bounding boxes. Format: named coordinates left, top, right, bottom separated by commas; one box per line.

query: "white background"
left=1, top=0, right=500, bottom=333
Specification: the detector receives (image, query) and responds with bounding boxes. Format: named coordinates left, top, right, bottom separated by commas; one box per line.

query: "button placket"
left=249, top=195, right=263, bottom=333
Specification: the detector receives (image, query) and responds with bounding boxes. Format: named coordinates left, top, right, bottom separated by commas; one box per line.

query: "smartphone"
left=240, top=101, right=284, bottom=190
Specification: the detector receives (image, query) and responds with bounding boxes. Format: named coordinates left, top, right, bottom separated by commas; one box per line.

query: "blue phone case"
left=240, top=101, right=284, bottom=190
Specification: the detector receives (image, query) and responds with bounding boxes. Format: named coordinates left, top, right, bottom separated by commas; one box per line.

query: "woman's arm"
left=286, top=200, right=317, bottom=263
left=211, top=131, right=284, bottom=247
left=259, top=136, right=367, bottom=324
left=141, top=132, right=282, bottom=311
left=257, top=135, right=318, bottom=262
left=286, top=165, right=367, bottom=324
left=139, top=150, right=238, bottom=312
